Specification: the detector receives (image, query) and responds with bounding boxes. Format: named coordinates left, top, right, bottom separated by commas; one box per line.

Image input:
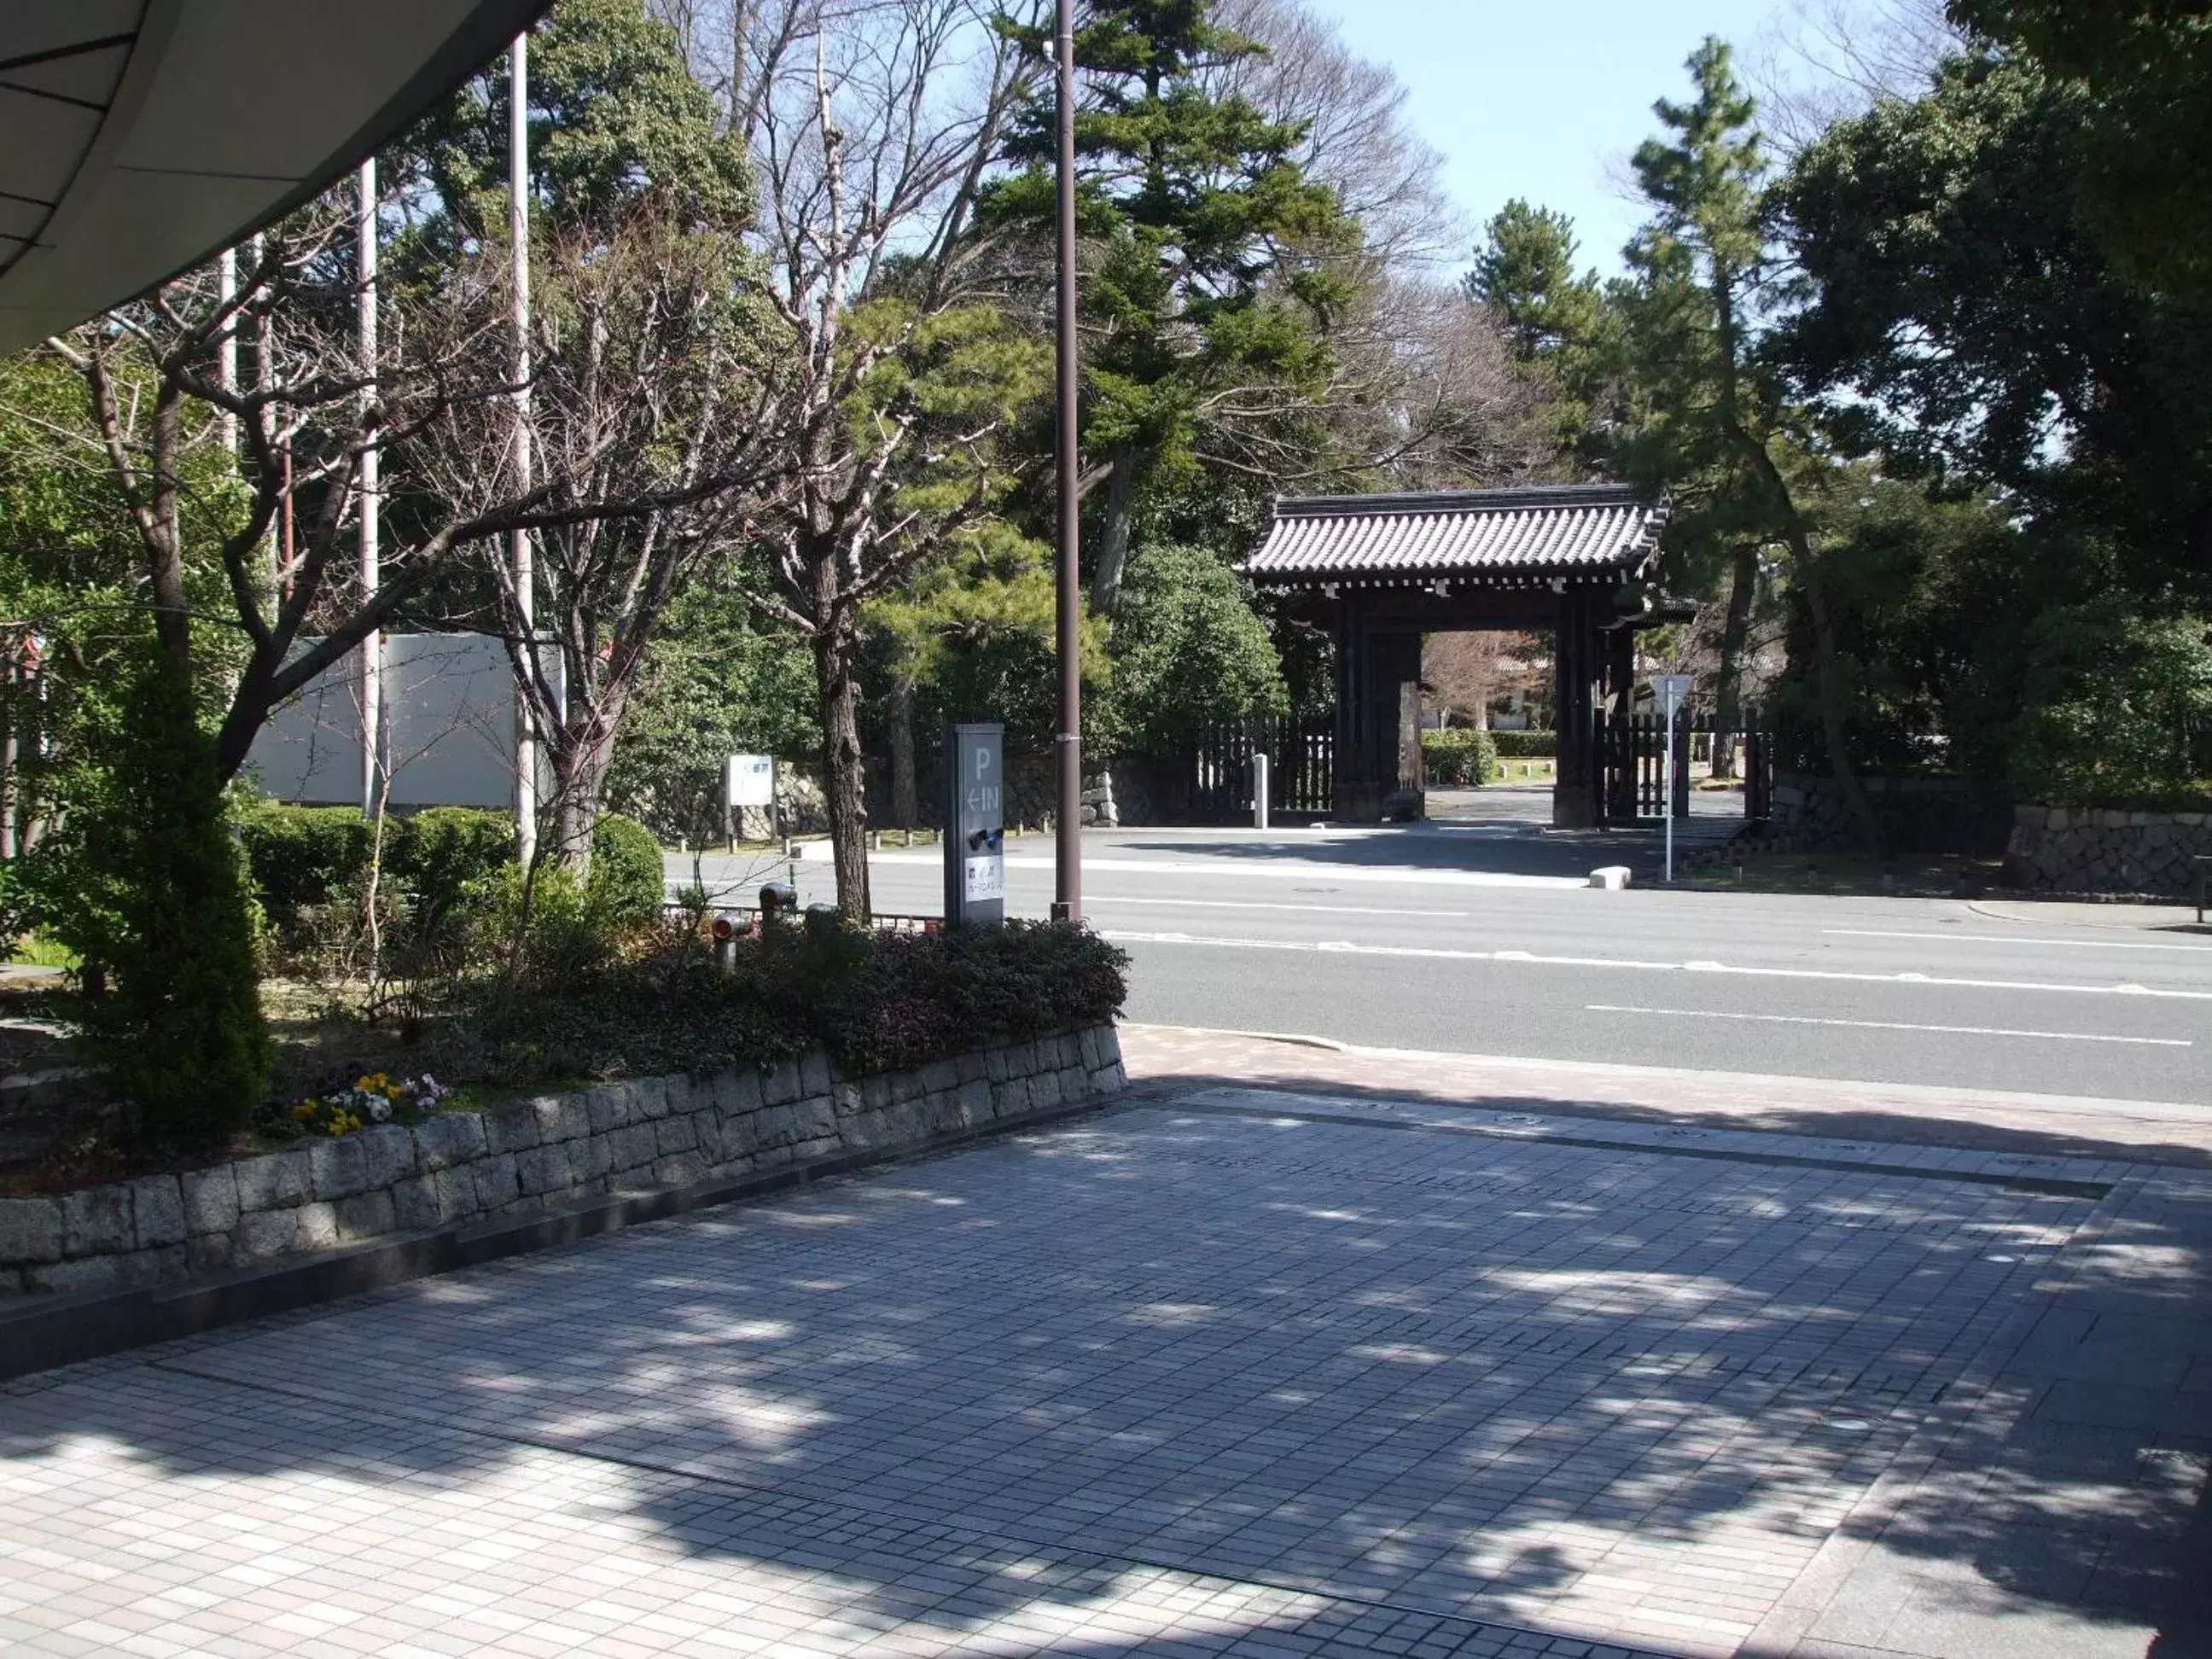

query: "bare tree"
left=26, top=183, right=783, bottom=818
left=1210, top=0, right=1456, bottom=267
left=1190, top=2, right=1548, bottom=494
left=440, top=211, right=786, bottom=874
left=1750, top=0, right=1963, bottom=153
left=35, top=203, right=530, bottom=788
left=703, top=0, right=1050, bottom=921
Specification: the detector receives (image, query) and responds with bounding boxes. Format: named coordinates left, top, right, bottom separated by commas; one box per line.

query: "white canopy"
left=0, top=0, right=547, bottom=354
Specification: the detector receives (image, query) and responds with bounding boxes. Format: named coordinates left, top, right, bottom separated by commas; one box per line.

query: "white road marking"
left=1098, top=929, right=2212, bottom=1001
left=1583, top=1004, right=2192, bottom=1047
left=1084, top=895, right=1470, bottom=919
left=858, top=853, right=1588, bottom=889
left=1825, top=928, right=2212, bottom=953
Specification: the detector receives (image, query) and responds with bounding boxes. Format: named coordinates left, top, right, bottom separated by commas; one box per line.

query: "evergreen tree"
left=988, top=0, right=1355, bottom=611
left=1615, top=38, right=1880, bottom=844
left=1468, top=200, right=1615, bottom=461
left=1950, top=1, right=2212, bottom=300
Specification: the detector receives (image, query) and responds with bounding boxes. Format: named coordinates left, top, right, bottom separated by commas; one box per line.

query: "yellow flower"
left=292, top=1103, right=316, bottom=1120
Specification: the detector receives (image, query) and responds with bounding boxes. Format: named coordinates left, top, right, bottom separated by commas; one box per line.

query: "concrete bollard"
left=1589, top=864, right=1632, bottom=890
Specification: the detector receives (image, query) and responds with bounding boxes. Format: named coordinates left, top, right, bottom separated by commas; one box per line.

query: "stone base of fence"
left=0, top=1025, right=1126, bottom=1305
left=2004, top=806, right=2212, bottom=897
left=1767, top=772, right=2011, bottom=855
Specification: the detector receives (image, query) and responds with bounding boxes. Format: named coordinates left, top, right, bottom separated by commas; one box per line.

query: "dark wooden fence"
left=1601, top=707, right=1770, bottom=824
left=1189, top=715, right=1334, bottom=821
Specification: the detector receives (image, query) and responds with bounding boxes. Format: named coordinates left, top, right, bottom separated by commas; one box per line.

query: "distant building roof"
left=1244, top=484, right=1667, bottom=589
left=0, top=1, right=550, bottom=354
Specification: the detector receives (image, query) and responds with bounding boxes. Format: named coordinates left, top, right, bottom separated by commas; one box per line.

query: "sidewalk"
left=3, top=1026, right=2208, bottom=1658
left=1970, top=898, right=2209, bottom=933
left=1121, top=1024, right=2212, bottom=1168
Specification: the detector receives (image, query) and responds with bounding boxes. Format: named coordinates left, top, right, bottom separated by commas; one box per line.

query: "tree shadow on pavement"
left=3, top=1086, right=2209, bottom=1656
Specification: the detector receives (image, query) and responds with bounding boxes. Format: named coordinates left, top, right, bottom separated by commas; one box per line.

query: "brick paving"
left=4, top=1033, right=2212, bottom=1656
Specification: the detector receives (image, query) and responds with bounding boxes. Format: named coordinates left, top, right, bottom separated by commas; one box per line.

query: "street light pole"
left=1051, top=0, right=1082, bottom=923
left=357, top=158, right=381, bottom=817
left=510, top=32, right=538, bottom=866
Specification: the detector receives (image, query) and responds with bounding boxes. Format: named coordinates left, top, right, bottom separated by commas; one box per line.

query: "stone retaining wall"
left=0, top=1024, right=1124, bottom=1298
left=2004, top=806, right=2212, bottom=897
left=1767, top=771, right=2011, bottom=855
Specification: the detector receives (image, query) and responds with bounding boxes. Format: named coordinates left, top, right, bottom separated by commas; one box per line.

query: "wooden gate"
left=1191, top=715, right=1333, bottom=821
left=1599, top=707, right=1770, bottom=825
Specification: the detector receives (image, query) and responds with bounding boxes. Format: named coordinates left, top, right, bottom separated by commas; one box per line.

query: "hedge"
left=587, top=812, right=666, bottom=928
left=237, top=802, right=517, bottom=940
left=1492, top=730, right=1555, bottom=759
left=449, top=918, right=1129, bottom=1084
left=1421, top=728, right=1499, bottom=786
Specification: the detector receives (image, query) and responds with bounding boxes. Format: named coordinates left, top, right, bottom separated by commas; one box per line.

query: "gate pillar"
left=1332, top=597, right=1424, bottom=823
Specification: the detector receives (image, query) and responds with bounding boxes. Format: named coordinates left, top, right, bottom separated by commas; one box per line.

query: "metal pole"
left=216, top=247, right=237, bottom=457
left=1253, top=753, right=1270, bottom=830
left=1663, top=691, right=1676, bottom=884
left=357, top=158, right=381, bottom=817
left=510, top=32, right=538, bottom=865
left=1051, top=0, right=1082, bottom=922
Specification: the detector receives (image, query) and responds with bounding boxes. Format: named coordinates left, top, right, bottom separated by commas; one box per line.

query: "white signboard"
left=1650, top=673, right=1693, bottom=714
left=247, top=634, right=556, bottom=809
left=963, top=855, right=1005, bottom=902
left=726, top=754, right=775, bottom=808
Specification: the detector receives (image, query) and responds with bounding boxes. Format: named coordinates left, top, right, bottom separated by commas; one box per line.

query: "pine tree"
left=988, top=0, right=1355, bottom=611
left=1468, top=199, right=1615, bottom=461
left=1615, top=38, right=1880, bottom=846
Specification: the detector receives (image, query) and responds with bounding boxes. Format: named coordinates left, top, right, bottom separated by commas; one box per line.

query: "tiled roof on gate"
left=1244, top=484, right=1666, bottom=586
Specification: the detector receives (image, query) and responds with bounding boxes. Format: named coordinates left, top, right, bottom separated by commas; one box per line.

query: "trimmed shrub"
left=588, top=813, right=666, bottom=930
left=447, top=918, right=1127, bottom=1086
left=237, top=802, right=515, bottom=943
left=388, top=808, right=513, bottom=939
left=1421, top=728, right=1499, bottom=786
left=1492, top=730, right=1555, bottom=759
left=235, top=803, right=373, bottom=933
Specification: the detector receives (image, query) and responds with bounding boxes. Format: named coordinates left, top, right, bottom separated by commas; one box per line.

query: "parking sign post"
left=945, top=724, right=1005, bottom=928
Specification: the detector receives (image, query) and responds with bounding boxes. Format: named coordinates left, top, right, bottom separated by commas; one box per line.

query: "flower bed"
left=0, top=1024, right=1126, bottom=1298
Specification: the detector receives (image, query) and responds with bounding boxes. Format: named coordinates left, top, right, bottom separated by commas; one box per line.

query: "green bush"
left=2009, top=599, right=2212, bottom=806
left=236, top=801, right=515, bottom=944
left=388, top=808, right=513, bottom=940
left=1491, top=730, right=1555, bottom=759
left=43, top=664, right=269, bottom=1149
left=1102, top=540, right=1286, bottom=755
left=1421, top=728, right=1499, bottom=786
left=588, top=813, right=666, bottom=930
left=446, top=918, right=1127, bottom=1085
left=235, top=803, right=373, bottom=933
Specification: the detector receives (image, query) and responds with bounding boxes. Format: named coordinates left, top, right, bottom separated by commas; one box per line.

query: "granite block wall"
left=0, top=1024, right=1125, bottom=1298
left=2004, top=806, right=2212, bottom=897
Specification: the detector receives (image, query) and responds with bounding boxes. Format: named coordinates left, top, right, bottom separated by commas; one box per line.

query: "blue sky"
left=1300, top=0, right=1832, bottom=279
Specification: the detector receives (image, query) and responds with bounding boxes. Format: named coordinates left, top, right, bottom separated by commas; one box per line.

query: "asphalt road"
left=668, top=814, right=2212, bottom=1106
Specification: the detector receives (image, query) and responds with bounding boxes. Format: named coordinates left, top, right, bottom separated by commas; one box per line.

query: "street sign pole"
left=1050, top=0, right=1082, bottom=922
left=1651, top=674, right=1691, bottom=883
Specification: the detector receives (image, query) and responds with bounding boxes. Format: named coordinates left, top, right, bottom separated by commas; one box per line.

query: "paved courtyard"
left=4, top=1049, right=2212, bottom=1657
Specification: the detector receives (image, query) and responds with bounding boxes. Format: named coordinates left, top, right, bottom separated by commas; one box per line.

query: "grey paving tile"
left=4, top=1093, right=2207, bottom=1657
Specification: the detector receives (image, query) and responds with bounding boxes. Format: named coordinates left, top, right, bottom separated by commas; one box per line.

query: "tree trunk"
left=544, top=696, right=626, bottom=879
left=1732, top=438, right=1886, bottom=856
left=814, top=623, right=871, bottom=923
left=1710, top=542, right=1757, bottom=781
left=1089, top=445, right=1138, bottom=614
left=888, top=674, right=917, bottom=831
left=1708, top=267, right=1883, bottom=856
